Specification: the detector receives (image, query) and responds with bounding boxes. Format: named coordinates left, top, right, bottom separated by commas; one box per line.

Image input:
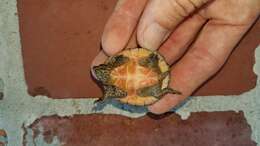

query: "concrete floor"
left=0, top=0, right=259, bottom=145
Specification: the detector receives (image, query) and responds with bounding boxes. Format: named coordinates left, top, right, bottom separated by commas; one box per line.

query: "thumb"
left=137, top=0, right=211, bottom=50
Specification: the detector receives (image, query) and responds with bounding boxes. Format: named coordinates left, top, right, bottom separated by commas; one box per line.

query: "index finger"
left=102, top=0, right=148, bottom=56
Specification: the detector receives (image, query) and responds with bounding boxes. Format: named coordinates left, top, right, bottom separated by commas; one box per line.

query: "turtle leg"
left=94, top=85, right=127, bottom=103
left=137, top=84, right=163, bottom=98
left=159, top=71, right=170, bottom=81
left=93, top=64, right=111, bottom=84
left=138, top=53, right=160, bottom=73
left=161, top=87, right=182, bottom=95
left=107, top=55, right=129, bottom=68
left=103, top=84, right=127, bottom=99
left=137, top=84, right=181, bottom=99
left=94, top=97, right=105, bottom=103
left=93, top=55, right=129, bottom=84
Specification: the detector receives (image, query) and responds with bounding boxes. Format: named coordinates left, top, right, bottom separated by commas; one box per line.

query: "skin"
left=92, top=0, right=260, bottom=114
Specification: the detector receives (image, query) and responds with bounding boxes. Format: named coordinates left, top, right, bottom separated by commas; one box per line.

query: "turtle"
left=93, top=48, right=181, bottom=106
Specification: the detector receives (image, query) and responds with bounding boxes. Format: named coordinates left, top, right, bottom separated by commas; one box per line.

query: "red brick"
left=24, top=112, right=256, bottom=146
left=17, top=0, right=259, bottom=98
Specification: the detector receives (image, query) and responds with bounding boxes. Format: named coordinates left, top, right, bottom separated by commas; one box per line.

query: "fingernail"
left=139, top=22, right=169, bottom=50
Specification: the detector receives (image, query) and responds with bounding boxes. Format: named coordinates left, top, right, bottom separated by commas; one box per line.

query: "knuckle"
left=177, top=0, right=198, bottom=14
left=190, top=0, right=208, bottom=7
left=155, top=0, right=202, bottom=30
left=168, top=0, right=192, bottom=17
left=166, top=0, right=207, bottom=20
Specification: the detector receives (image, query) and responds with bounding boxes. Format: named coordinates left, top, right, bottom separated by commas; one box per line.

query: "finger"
left=91, top=26, right=139, bottom=77
left=148, top=18, right=257, bottom=114
left=92, top=27, right=138, bottom=79
left=159, top=14, right=207, bottom=64
left=126, top=28, right=138, bottom=49
left=137, top=0, right=211, bottom=50
left=102, top=0, right=148, bottom=56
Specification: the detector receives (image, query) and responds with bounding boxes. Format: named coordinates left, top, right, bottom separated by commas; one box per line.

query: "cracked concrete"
left=0, top=0, right=259, bottom=145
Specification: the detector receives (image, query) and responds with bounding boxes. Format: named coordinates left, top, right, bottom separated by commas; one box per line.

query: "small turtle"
left=93, top=48, right=181, bottom=106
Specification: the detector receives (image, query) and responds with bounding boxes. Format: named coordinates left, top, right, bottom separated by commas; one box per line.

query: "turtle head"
left=93, top=64, right=111, bottom=84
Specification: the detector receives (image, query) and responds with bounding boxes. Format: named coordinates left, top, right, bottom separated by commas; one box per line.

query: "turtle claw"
left=94, top=97, right=104, bottom=104
left=92, top=98, right=108, bottom=112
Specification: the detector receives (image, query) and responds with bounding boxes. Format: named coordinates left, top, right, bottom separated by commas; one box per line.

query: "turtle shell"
left=93, top=48, right=180, bottom=106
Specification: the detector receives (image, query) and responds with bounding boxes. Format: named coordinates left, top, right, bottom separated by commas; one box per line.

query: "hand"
left=92, top=0, right=260, bottom=114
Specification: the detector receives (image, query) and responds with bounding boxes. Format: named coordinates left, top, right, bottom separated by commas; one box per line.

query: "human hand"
left=92, top=0, right=260, bottom=114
